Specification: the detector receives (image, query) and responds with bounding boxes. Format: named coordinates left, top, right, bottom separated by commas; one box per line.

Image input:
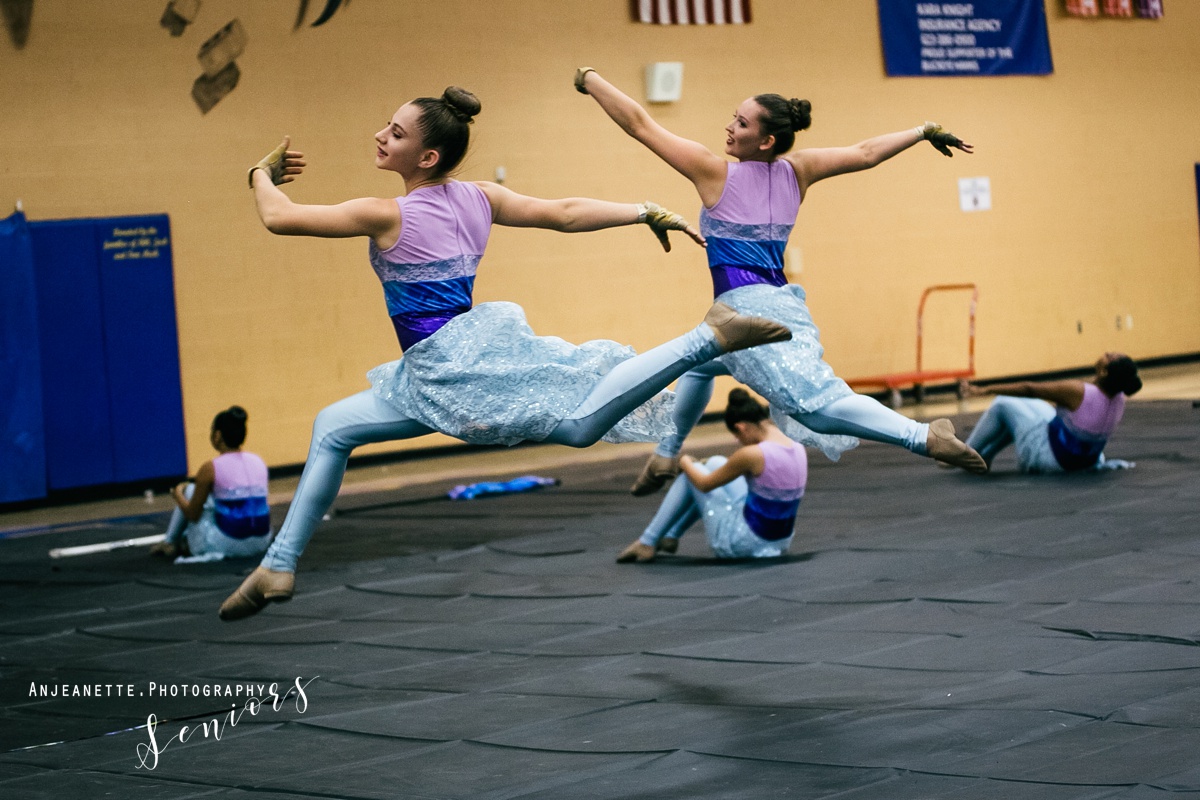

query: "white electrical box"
left=645, top=62, right=684, bottom=103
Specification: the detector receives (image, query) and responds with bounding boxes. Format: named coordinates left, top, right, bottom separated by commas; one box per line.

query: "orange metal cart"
left=845, top=283, right=978, bottom=409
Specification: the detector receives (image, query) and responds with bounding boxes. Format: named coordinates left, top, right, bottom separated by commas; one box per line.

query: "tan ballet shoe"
left=218, top=567, right=295, bottom=621
left=704, top=302, right=792, bottom=353
left=149, top=542, right=178, bottom=559
left=630, top=452, right=680, bottom=496
left=656, top=537, right=679, bottom=554
left=926, top=418, right=988, bottom=474
left=616, top=540, right=656, bottom=563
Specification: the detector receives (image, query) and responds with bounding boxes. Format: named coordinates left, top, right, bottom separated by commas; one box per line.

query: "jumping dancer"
left=573, top=68, right=988, bottom=496
left=151, top=406, right=273, bottom=562
left=219, top=87, right=791, bottom=620
left=617, top=388, right=806, bottom=563
left=961, top=352, right=1141, bottom=473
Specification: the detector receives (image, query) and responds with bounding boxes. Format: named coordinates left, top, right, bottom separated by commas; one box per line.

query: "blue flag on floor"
left=448, top=476, right=560, bottom=500
left=878, top=0, right=1053, bottom=77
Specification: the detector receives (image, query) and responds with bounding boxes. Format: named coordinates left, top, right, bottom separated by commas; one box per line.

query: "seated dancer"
left=618, top=388, right=806, bottom=563
left=573, top=68, right=988, bottom=497
left=219, top=86, right=792, bottom=620
left=961, top=352, right=1142, bottom=473
left=151, top=406, right=273, bottom=562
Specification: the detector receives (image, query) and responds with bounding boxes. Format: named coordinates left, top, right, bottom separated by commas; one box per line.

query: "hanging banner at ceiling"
left=878, top=1, right=1053, bottom=77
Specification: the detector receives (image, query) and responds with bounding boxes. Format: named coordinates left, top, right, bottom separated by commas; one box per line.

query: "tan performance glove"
left=574, top=67, right=596, bottom=95
left=916, top=121, right=966, bottom=158
left=637, top=201, right=694, bottom=253
left=248, top=137, right=297, bottom=188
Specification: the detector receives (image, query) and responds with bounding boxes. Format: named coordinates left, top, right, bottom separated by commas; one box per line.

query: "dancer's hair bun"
left=442, top=87, right=481, bottom=122
left=787, top=98, right=812, bottom=132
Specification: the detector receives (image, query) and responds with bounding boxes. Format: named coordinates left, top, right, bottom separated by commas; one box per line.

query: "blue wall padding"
left=93, top=216, right=186, bottom=482
left=0, top=211, right=48, bottom=503
left=30, top=219, right=117, bottom=490
left=29, top=214, right=187, bottom=491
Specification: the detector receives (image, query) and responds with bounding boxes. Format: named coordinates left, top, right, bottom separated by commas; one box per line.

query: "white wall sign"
left=959, top=177, right=992, bottom=212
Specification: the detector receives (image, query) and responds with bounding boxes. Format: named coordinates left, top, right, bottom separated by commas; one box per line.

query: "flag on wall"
left=1065, top=0, right=1162, bottom=16
left=1135, top=0, right=1163, bottom=17
left=632, top=0, right=751, bottom=25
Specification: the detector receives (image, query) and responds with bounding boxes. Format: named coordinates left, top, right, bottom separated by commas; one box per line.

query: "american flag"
left=632, top=0, right=752, bottom=25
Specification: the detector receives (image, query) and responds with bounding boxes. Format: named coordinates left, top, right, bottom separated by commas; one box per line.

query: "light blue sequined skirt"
left=702, top=497, right=793, bottom=559
left=367, top=301, right=675, bottom=446
left=716, top=283, right=858, bottom=460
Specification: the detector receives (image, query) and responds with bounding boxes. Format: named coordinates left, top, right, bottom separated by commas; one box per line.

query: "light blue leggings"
left=261, top=324, right=722, bottom=572
left=638, top=455, right=746, bottom=548
left=965, top=395, right=1055, bottom=468
left=653, top=362, right=929, bottom=458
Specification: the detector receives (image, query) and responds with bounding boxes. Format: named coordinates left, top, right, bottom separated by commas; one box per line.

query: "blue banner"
left=878, top=1, right=1053, bottom=77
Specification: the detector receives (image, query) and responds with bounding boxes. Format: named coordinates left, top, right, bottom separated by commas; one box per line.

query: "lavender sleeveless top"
left=699, top=159, right=800, bottom=297
left=369, top=181, right=492, bottom=350
left=211, top=451, right=270, bottom=539
left=743, top=440, right=808, bottom=541
left=1048, top=383, right=1126, bottom=471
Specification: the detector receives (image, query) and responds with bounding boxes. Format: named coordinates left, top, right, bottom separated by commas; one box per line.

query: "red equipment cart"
left=845, top=283, right=978, bottom=409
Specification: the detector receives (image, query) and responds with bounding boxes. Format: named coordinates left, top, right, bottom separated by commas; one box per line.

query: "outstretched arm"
left=787, top=123, right=972, bottom=194
left=249, top=137, right=399, bottom=241
left=575, top=68, right=726, bottom=199
left=474, top=181, right=704, bottom=251
left=679, top=446, right=763, bottom=494
left=965, top=379, right=1087, bottom=411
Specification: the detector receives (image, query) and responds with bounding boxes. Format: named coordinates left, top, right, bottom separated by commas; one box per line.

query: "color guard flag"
left=632, top=0, right=752, bottom=24
left=1135, top=0, right=1163, bottom=18
left=1065, top=0, right=1099, bottom=15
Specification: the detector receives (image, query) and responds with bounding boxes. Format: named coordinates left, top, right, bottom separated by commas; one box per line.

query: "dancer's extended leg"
left=791, top=393, right=987, bottom=473
left=657, top=362, right=728, bottom=457
left=544, top=304, right=787, bottom=447
left=219, top=390, right=433, bottom=620
left=629, top=361, right=730, bottom=496
left=791, top=393, right=927, bottom=450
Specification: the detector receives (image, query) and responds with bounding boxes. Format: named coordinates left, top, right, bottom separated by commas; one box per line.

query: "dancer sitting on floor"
left=618, top=388, right=806, bottom=563
left=573, top=67, right=987, bottom=496
left=151, top=406, right=273, bottom=563
left=219, top=86, right=792, bottom=620
left=960, top=352, right=1142, bottom=474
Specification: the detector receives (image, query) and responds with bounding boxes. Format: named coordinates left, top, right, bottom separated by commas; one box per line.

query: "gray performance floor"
left=2, top=400, right=1199, bottom=799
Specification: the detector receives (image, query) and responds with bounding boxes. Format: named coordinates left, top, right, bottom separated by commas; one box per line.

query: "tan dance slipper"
left=926, top=418, right=988, bottom=474
left=218, top=567, right=295, bottom=621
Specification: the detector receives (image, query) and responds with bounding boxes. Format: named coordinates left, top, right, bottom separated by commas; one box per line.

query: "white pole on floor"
left=49, top=534, right=166, bottom=559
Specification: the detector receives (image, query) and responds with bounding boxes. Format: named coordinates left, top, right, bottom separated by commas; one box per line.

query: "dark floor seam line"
left=315, top=677, right=461, bottom=695
left=37, top=766, right=253, bottom=795
left=1043, top=626, right=1200, bottom=646
left=684, top=749, right=1141, bottom=787
left=469, top=592, right=611, bottom=599
left=350, top=640, right=487, bottom=655
left=461, top=738, right=676, bottom=756
left=485, top=545, right=588, bottom=557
